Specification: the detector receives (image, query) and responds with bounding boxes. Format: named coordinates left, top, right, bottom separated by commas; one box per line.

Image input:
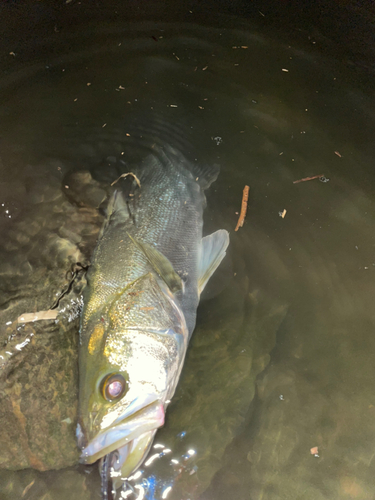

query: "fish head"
left=78, top=316, right=187, bottom=475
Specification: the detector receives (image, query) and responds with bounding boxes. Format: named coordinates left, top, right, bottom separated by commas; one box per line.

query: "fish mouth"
left=101, top=429, right=157, bottom=489
left=79, top=400, right=165, bottom=465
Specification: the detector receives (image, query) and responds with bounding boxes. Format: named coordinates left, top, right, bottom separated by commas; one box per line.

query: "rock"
left=0, top=467, right=95, bottom=500
left=62, top=170, right=107, bottom=208
left=0, top=163, right=103, bottom=471
left=0, top=316, right=80, bottom=470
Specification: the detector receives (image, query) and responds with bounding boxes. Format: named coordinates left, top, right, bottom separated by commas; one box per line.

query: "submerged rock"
left=0, top=163, right=103, bottom=471
left=0, top=316, right=80, bottom=470
left=0, top=467, right=95, bottom=500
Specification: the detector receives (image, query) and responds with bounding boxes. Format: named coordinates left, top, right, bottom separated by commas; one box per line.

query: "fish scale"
left=77, top=143, right=229, bottom=494
left=109, top=275, right=178, bottom=332
left=82, top=147, right=206, bottom=340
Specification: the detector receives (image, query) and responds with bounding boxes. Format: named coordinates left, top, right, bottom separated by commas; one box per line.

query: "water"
left=0, top=1, right=375, bottom=499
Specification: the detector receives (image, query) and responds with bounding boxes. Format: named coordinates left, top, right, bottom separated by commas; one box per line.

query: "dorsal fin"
left=98, top=190, right=129, bottom=239
left=160, top=145, right=220, bottom=190
left=127, top=233, right=183, bottom=294
left=198, top=230, right=230, bottom=295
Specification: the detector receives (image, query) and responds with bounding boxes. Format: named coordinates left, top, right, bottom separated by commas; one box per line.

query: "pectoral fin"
left=127, top=234, right=183, bottom=293
left=198, top=229, right=230, bottom=295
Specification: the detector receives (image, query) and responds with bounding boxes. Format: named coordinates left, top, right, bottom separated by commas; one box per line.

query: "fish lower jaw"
left=79, top=401, right=165, bottom=465
left=105, top=429, right=158, bottom=486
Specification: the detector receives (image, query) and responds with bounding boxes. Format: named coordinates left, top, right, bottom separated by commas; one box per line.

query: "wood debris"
left=22, top=480, right=35, bottom=498
left=111, top=172, right=141, bottom=188
left=17, top=310, right=58, bottom=324
left=293, top=174, right=324, bottom=184
left=235, top=185, right=250, bottom=231
left=334, top=151, right=342, bottom=157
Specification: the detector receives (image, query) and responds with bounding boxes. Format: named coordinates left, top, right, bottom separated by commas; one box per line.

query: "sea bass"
left=77, top=144, right=229, bottom=491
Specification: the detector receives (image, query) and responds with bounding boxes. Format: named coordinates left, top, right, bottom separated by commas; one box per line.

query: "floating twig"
left=235, top=185, right=250, bottom=231
left=17, top=310, right=58, bottom=324
left=22, top=479, right=35, bottom=497
left=293, top=174, right=324, bottom=184
left=111, top=172, right=141, bottom=188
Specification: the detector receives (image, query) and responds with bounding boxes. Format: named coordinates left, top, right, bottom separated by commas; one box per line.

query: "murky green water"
left=1, top=1, right=375, bottom=499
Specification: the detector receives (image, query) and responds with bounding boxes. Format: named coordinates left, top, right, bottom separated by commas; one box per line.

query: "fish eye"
left=101, top=373, right=128, bottom=402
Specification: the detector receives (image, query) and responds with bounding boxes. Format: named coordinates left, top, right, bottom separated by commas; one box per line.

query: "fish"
left=77, top=144, right=229, bottom=493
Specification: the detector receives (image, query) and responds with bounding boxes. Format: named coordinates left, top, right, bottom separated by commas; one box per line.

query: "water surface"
left=0, top=1, right=374, bottom=499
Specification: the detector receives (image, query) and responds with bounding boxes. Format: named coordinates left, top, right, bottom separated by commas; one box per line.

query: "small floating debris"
left=9, top=52, right=16, bottom=57
left=293, top=174, right=325, bottom=184
left=282, top=68, right=289, bottom=72
left=212, top=136, right=222, bottom=145
left=279, top=209, right=287, bottom=219
left=18, top=310, right=58, bottom=324
left=235, top=185, right=250, bottom=231
left=22, top=480, right=35, bottom=497
left=334, top=151, right=342, bottom=157
left=202, top=66, right=208, bottom=71
left=310, top=446, right=319, bottom=457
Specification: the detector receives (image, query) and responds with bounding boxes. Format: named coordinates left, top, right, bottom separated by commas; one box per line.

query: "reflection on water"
left=0, top=1, right=375, bottom=499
